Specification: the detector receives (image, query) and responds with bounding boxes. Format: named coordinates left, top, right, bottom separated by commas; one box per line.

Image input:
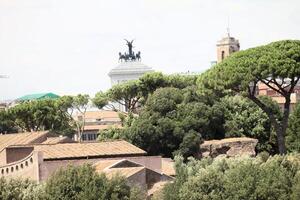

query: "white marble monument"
left=108, top=40, right=154, bottom=112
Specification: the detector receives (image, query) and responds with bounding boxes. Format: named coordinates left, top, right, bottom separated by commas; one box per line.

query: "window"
left=82, top=132, right=98, bottom=141
left=221, top=51, right=225, bottom=60
left=88, top=133, right=97, bottom=141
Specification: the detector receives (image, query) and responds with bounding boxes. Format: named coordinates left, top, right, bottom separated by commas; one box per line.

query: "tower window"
left=221, top=51, right=225, bottom=60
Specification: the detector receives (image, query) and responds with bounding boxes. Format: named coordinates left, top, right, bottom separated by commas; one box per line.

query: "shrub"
left=44, top=164, right=141, bottom=200
left=162, top=154, right=300, bottom=200
left=0, top=178, right=36, bottom=200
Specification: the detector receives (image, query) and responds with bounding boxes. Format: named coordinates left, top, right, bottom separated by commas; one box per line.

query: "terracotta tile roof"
left=42, top=136, right=73, bottom=144
left=104, top=167, right=145, bottom=178
left=84, top=124, right=123, bottom=131
left=0, top=131, right=48, bottom=152
left=33, top=140, right=146, bottom=160
left=162, top=158, right=175, bottom=176
left=94, top=159, right=145, bottom=178
left=94, top=159, right=121, bottom=172
left=75, top=111, right=121, bottom=121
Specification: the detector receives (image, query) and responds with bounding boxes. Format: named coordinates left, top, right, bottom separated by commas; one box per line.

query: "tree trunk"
left=276, top=127, right=286, bottom=154
left=249, top=95, right=288, bottom=154
left=277, top=96, right=291, bottom=154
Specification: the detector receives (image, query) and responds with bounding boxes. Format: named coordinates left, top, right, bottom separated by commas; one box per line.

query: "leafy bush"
left=287, top=102, right=300, bottom=152
left=217, top=95, right=277, bottom=153
left=0, top=164, right=144, bottom=200
left=44, top=164, right=142, bottom=200
left=163, top=154, right=300, bottom=200
left=0, top=178, right=38, bottom=200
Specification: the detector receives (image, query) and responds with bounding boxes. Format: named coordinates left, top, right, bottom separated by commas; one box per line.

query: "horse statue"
left=119, top=52, right=126, bottom=62
left=136, top=51, right=141, bottom=61
left=131, top=51, right=136, bottom=61
left=118, top=40, right=142, bottom=62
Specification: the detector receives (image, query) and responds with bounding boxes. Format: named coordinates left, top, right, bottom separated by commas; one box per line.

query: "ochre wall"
left=0, top=150, right=7, bottom=166
left=0, top=152, right=42, bottom=182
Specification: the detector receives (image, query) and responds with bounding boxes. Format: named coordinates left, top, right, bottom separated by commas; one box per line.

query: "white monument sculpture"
left=108, top=40, right=153, bottom=112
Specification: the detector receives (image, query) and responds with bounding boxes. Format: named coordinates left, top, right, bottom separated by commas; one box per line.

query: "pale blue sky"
left=0, top=0, right=300, bottom=100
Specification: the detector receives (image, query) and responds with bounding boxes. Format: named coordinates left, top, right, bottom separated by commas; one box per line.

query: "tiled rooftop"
left=75, top=110, right=121, bottom=121
left=94, top=159, right=145, bottom=178
left=33, top=140, right=146, bottom=160
left=104, top=167, right=145, bottom=178
left=0, top=131, right=48, bottom=152
left=84, top=124, right=123, bottom=131
left=162, top=158, right=175, bottom=176
left=42, top=136, right=73, bottom=144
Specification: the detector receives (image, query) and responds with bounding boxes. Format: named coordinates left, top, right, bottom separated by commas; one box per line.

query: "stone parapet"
left=0, top=151, right=43, bottom=182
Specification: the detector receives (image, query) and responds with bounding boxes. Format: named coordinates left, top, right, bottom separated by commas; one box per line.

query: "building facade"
left=73, top=110, right=122, bottom=141
left=0, top=131, right=173, bottom=195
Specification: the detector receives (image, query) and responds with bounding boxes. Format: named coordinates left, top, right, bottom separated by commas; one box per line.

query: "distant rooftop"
left=0, top=131, right=48, bottom=152
left=17, top=93, right=60, bottom=101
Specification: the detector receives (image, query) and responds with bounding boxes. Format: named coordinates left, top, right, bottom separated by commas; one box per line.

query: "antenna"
left=226, top=16, right=230, bottom=37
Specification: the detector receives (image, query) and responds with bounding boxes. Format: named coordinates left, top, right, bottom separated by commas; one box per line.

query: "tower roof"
left=108, top=61, right=153, bottom=77
left=217, top=36, right=239, bottom=46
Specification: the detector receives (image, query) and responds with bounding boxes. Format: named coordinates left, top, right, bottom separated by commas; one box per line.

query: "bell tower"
left=216, top=30, right=240, bottom=63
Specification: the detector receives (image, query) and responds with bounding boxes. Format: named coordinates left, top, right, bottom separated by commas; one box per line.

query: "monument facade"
left=108, top=40, right=154, bottom=111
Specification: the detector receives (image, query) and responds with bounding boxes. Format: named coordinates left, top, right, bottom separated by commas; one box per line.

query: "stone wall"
left=0, top=150, right=7, bottom=166
left=199, top=137, right=258, bottom=158
left=0, top=151, right=43, bottom=182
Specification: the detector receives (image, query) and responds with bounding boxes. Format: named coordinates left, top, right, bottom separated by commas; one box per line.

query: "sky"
left=0, top=0, right=300, bottom=100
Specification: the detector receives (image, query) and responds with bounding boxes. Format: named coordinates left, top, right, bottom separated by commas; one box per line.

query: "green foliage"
left=44, top=164, right=140, bottom=200
left=255, top=156, right=293, bottom=200
left=2, top=99, right=74, bottom=135
left=0, top=165, right=144, bottom=200
left=98, top=126, right=124, bottom=141
left=93, top=72, right=199, bottom=113
left=56, top=94, right=90, bottom=140
left=162, top=154, right=300, bottom=200
left=291, top=171, right=300, bottom=200
left=199, top=40, right=300, bottom=154
left=92, top=91, right=110, bottom=109
left=287, top=102, right=300, bottom=152
left=0, top=110, right=17, bottom=133
left=217, top=95, right=277, bottom=153
left=0, top=178, right=38, bottom=200
left=45, top=164, right=106, bottom=200
left=120, top=87, right=207, bottom=158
